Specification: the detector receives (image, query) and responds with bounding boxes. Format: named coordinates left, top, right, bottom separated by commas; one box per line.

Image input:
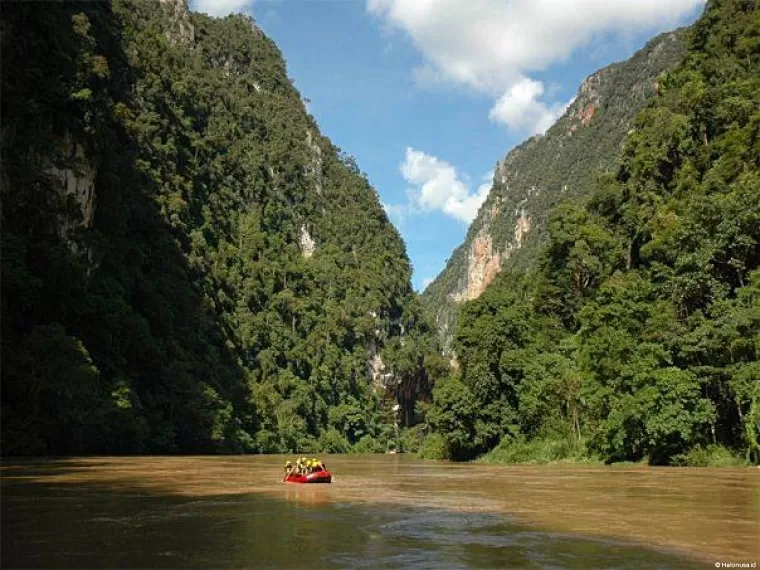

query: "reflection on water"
left=2, top=455, right=758, bottom=569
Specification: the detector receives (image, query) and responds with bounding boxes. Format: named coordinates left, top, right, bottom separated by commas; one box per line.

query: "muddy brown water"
left=2, top=455, right=758, bottom=569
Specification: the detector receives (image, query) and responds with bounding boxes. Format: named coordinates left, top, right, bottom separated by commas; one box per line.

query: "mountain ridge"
left=1, top=0, right=442, bottom=455
left=420, top=0, right=760, bottom=465
left=422, top=29, right=688, bottom=351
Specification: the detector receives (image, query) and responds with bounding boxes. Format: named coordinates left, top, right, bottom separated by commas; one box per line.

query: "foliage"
left=352, top=435, right=383, bottom=454
left=478, top=436, right=598, bottom=465
left=1, top=0, right=445, bottom=455
left=672, top=444, right=747, bottom=467
left=318, top=428, right=352, bottom=454
left=398, top=424, right=427, bottom=454
left=418, top=433, right=448, bottom=460
left=424, top=0, right=760, bottom=466
left=424, top=377, right=501, bottom=460
left=423, top=29, right=688, bottom=351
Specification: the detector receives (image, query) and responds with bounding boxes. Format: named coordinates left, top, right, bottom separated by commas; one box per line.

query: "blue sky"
left=191, top=0, right=706, bottom=291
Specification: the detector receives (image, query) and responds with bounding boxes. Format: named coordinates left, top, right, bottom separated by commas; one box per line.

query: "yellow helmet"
left=300, top=457, right=306, bottom=463
left=286, top=460, right=292, bottom=466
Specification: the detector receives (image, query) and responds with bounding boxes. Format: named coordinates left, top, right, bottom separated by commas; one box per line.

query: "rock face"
left=2, top=0, right=420, bottom=454
left=367, top=343, right=391, bottom=388
left=159, top=0, right=195, bottom=45
left=452, top=232, right=501, bottom=302
left=513, top=210, right=531, bottom=245
left=573, top=72, right=603, bottom=127
left=46, top=134, right=97, bottom=255
left=299, top=224, right=316, bottom=258
left=305, top=130, right=323, bottom=195
left=422, top=30, right=687, bottom=352
left=368, top=353, right=386, bottom=385
left=450, top=209, right=532, bottom=303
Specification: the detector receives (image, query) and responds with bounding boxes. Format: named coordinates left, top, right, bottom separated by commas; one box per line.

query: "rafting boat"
left=284, top=469, right=332, bottom=484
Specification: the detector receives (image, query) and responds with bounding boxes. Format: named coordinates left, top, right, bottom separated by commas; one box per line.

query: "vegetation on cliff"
left=422, top=30, right=687, bottom=352
left=422, top=0, right=760, bottom=466
left=1, top=0, right=445, bottom=455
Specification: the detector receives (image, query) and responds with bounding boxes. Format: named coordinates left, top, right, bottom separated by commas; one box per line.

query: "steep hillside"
left=1, top=0, right=442, bottom=454
left=423, top=0, right=760, bottom=465
left=422, top=31, right=687, bottom=351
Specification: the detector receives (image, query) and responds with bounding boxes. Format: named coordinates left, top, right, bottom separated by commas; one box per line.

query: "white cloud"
left=402, top=147, right=468, bottom=211
left=194, top=0, right=254, bottom=17
left=443, top=172, right=492, bottom=224
left=367, top=0, right=705, bottom=93
left=422, top=277, right=435, bottom=290
left=368, top=0, right=705, bottom=131
left=489, top=77, right=574, bottom=135
left=391, top=147, right=491, bottom=224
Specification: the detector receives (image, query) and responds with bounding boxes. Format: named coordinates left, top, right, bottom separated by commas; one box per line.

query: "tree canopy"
left=1, top=0, right=444, bottom=455
left=424, top=0, right=760, bottom=466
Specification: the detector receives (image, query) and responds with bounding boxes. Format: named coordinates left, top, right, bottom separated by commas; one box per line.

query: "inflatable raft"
left=285, top=470, right=332, bottom=484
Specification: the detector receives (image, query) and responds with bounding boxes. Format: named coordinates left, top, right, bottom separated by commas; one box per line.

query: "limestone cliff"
left=299, top=224, right=316, bottom=258
left=422, top=30, right=687, bottom=352
left=47, top=134, right=97, bottom=244
left=158, top=0, right=195, bottom=44
left=305, top=130, right=324, bottom=195
left=451, top=231, right=501, bottom=302
left=1, top=0, right=419, bottom=454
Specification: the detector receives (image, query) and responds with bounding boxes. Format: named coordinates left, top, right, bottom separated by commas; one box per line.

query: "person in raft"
left=284, top=458, right=327, bottom=476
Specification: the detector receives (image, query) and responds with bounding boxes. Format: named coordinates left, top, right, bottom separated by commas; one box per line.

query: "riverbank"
left=473, top=438, right=750, bottom=467
left=407, top=428, right=752, bottom=467
left=475, top=437, right=602, bottom=466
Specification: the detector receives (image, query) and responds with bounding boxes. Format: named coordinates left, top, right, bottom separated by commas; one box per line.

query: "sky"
left=190, top=0, right=706, bottom=292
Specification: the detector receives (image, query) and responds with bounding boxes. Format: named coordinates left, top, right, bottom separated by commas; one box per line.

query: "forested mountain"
left=1, top=0, right=445, bottom=455
left=423, top=0, right=760, bottom=466
left=422, top=31, right=687, bottom=352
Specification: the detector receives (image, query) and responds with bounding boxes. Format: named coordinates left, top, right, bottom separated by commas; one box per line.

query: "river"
left=2, top=455, right=758, bottom=569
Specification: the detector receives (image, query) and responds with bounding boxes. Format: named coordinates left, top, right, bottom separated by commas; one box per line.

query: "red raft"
left=284, top=469, right=332, bottom=484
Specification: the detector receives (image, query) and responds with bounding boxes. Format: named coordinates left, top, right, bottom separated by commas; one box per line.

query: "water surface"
left=2, top=455, right=758, bottom=568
